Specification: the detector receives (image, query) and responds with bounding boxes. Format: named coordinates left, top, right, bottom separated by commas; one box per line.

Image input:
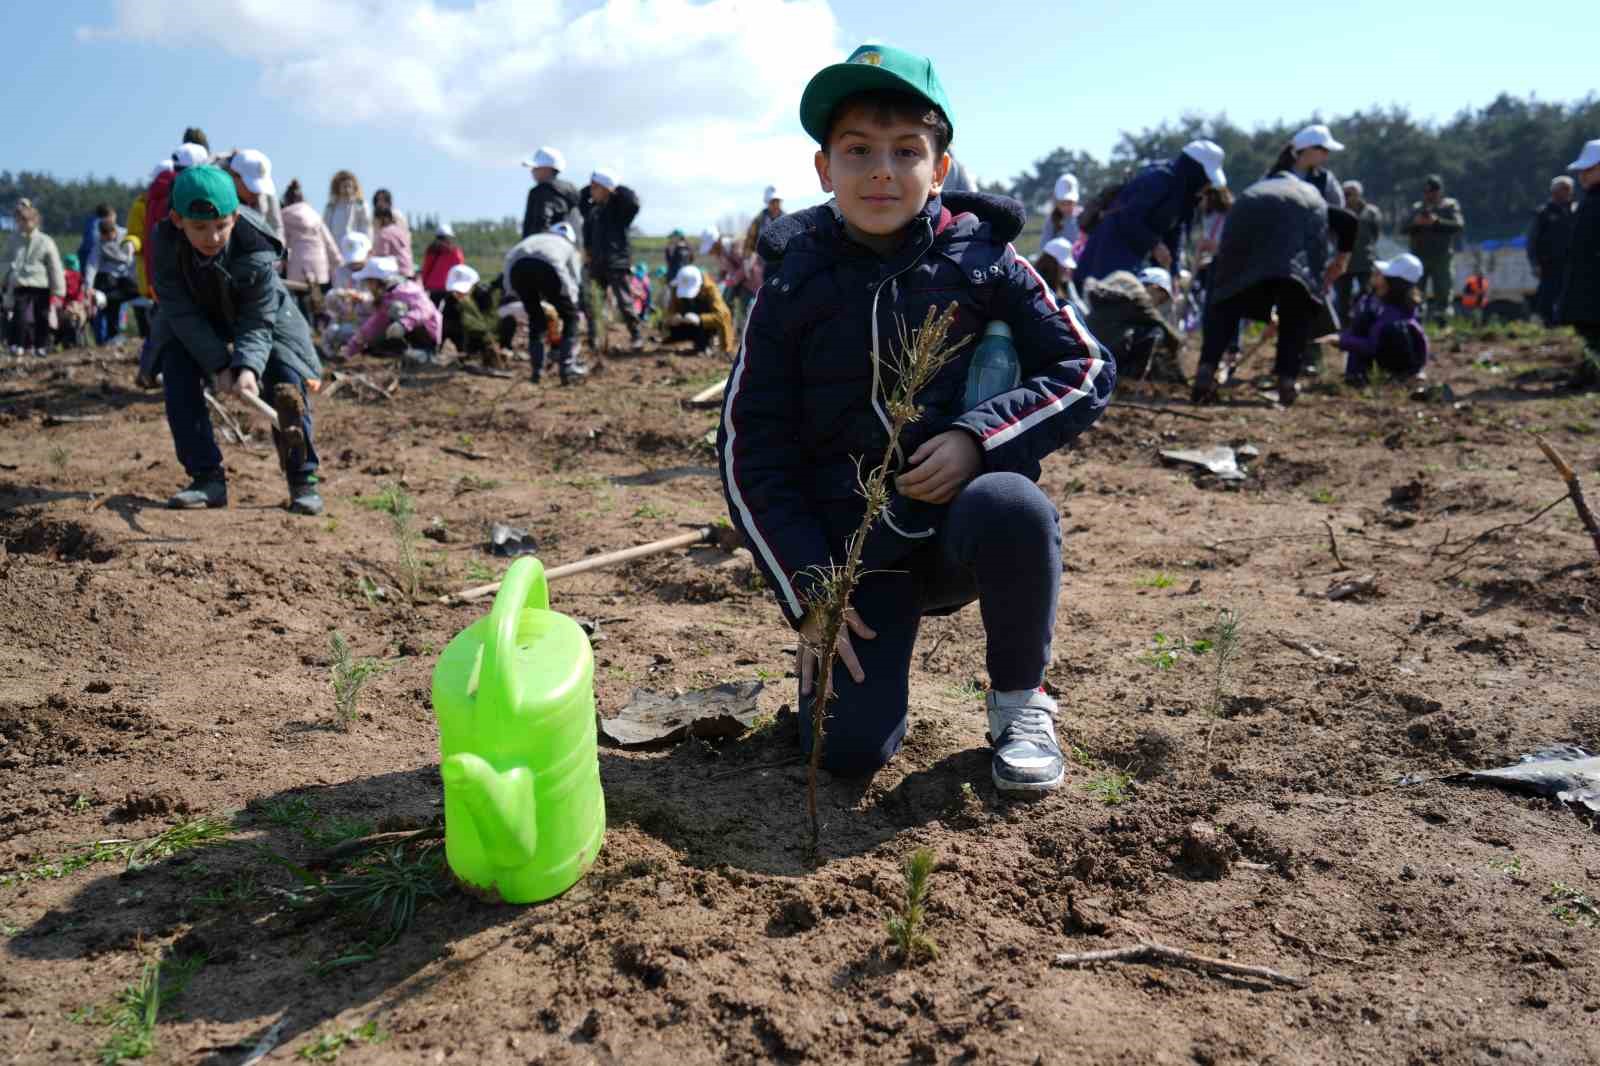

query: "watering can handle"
left=481, top=556, right=549, bottom=716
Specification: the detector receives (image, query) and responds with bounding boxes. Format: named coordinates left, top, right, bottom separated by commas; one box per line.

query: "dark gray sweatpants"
left=798, top=471, right=1062, bottom=774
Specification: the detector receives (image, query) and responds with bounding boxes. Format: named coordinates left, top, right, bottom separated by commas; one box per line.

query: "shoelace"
left=998, top=704, right=1056, bottom=749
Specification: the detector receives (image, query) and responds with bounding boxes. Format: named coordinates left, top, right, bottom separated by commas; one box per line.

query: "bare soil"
left=2, top=326, right=1599, bottom=1065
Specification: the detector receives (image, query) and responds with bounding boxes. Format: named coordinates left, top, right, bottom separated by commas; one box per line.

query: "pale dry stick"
left=1053, top=941, right=1307, bottom=988
left=202, top=389, right=250, bottom=444
left=443, top=527, right=726, bottom=603
left=1534, top=434, right=1600, bottom=560
left=238, top=1014, right=291, bottom=1066
left=800, top=304, right=968, bottom=858
left=1113, top=400, right=1214, bottom=422
left=1321, top=520, right=1346, bottom=570
left=1274, top=634, right=1354, bottom=671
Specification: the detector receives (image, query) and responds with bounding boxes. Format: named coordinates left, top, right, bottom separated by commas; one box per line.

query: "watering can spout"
left=440, top=752, right=538, bottom=870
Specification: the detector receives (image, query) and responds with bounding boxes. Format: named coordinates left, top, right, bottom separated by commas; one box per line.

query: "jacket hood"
left=234, top=206, right=285, bottom=257
left=758, top=191, right=1026, bottom=264
left=1084, top=270, right=1152, bottom=309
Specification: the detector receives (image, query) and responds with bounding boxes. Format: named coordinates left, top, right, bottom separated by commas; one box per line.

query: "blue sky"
left=7, top=1, right=1596, bottom=233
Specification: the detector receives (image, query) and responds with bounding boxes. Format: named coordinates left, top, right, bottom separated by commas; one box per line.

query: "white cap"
left=341, top=231, right=372, bottom=263
left=436, top=221, right=454, bottom=236
left=525, top=146, right=565, bottom=171
left=149, top=159, right=175, bottom=182
left=1137, top=266, right=1174, bottom=298
left=1374, top=253, right=1424, bottom=284
left=763, top=184, right=782, bottom=204
left=352, top=255, right=401, bottom=283
left=1041, top=237, right=1075, bottom=270
left=445, top=264, right=479, bottom=294
left=1568, top=139, right=1600, bottom=172
left=1342, top=179, right=1364, bottom=196
left=1552, top=175, right=1575, bottom=190
left=172, top=143, right=210, bottom=170
left=225, top=149, right=276, bottom=198
left=590, top=168, right=619, bottom=191
left=673, top=264, right=705, bottom=299
left=551, top=221, right=577, bottom=244
left=1292, top=123, right=1345, bottom=153
left=699, top=229, right=719, bottom=255
left=1053, top=174, right=1080, bottom=202
left=1181, top=139, right=1227, bottom=188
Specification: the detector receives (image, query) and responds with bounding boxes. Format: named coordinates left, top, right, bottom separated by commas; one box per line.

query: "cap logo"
left=853, top=50, right=882, bottom=66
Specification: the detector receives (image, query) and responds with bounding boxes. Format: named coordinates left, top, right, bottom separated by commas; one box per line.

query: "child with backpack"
left=717, top=43, right=1112, bottom=789
left=1340, top=254, right=1429, bottom=385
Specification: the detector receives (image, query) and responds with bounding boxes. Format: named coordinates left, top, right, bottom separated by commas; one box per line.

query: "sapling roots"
left=800, top=304, right=968, bottom=858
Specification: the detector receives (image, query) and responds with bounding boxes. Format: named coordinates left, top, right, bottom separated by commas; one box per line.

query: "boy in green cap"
left=150, top=165, right=324, bottom=514
left=717, top=44, right=1113, bottom=792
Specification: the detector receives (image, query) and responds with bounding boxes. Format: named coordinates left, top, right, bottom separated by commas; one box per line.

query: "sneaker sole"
left=992, top=767, right=1065, bottom=794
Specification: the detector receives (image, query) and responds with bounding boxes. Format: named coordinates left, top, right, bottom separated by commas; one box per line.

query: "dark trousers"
left=1334, top=271, right=1370, bottom=325
left=667, top=322, right=713, bottom=352
left=369, top=327, right=436, bottom=356
left=1420, top=253, right=1453, bottom=318
left=1201, top=279, right=1318, bottom=380
left=8, top=286, right=51, bottom=349
left=161, top=344, right=319, bottom=485
left=94, top=275, right=139, bottom=340
left=510, top=258, right=580, bottom=377
left=798, top=472, right=1061, bottom=774
left=1534, top=265, right=1564, bottom=326
left=586, top=266, right=640, bottom=345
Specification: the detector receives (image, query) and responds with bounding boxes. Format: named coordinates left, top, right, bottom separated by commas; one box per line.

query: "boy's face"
left=589, top=182, right=612, bottom=203
left=1580, top=164, right=1600, bottom=191
left=814, top=104, right=949, bottom=240
left=170, top=210, right=237, bottom=258
left=533, top=166, right=556, bottom=183
left=228, top=171, right=259, bottom=208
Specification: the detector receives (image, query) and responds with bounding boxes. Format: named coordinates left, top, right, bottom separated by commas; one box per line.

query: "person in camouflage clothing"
left=1404, top=175, right=1465, bottom=321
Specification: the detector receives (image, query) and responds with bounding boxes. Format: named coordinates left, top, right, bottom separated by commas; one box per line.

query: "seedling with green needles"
left=356, top=483, right=422, bottom=601
left=1139, top=632, right=1210, bottom=671
left=885, top=847, right=938, bottom=963
left=1082, top=769, right=1134, bottom=806
left=330, top=631, right=385, bottom=729
left=1204, top=608, right=1243, bottom=749
left=1135, top=572, right=1176, bottom=589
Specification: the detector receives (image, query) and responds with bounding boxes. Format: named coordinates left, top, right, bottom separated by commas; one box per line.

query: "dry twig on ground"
left=1053, top=940, right=1306, bottom=988
left=1534, top=435, right=1600, bottom=561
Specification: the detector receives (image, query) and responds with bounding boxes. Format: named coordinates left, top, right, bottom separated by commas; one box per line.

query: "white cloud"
left=89, top=0, right=843, bottom=231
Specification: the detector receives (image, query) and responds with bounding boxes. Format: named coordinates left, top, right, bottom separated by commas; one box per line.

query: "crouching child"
left=342, top=256, right=442, bottom=362
left=717, top=44, right=1114, bottom=792
left=503, top=221, right=585, bottom=384
left=1083, top=267, right=1184, bottom=383
left=441, top=264, right=506, bottom=367
left=661, top=265, right=735, bottom=353
left=150, top=166, right=322, bottom=514
left=1339, top=253, right=1428, bottom=386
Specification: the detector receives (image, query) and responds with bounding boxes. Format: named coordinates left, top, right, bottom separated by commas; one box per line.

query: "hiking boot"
left=1276, top=376, right=1299, bottom=407
left=986, top=689, right=1065, bottom=794
left=168, top=477, right=227, bottom=510
left=1190, top=363, right=1219, bottom=405
left=288, top=481, right=324, bottom=516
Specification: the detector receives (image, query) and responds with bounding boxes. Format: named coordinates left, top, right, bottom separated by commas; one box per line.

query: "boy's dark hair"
left=183, top=127, right=209, bottom=149
left=824, top=89, right=951, bottom=157
left=282, top=179, right=303, bottom=208
left=1382, top=278, right=1419, bottom=309
left=94, top=203, right=114, bottom=219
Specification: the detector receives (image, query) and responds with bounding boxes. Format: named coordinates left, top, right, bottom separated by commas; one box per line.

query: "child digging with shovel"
left=717, top=43, right=1113, bottom=792
left=150, top=165, right=323, bottom=515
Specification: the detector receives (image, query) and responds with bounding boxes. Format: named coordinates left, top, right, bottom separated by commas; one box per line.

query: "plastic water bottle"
left=431, top=557, right=605, bottom=903
left=964, top=321, right=1021, bottom=408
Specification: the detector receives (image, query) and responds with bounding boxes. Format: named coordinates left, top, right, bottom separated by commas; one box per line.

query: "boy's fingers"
left=844, top=611, right=876, bottom=640
left=906, top=438, right=934, bottom=465
left=797, top=644, right=812, bottom=694
left=837, top=634, right=865, bottom=685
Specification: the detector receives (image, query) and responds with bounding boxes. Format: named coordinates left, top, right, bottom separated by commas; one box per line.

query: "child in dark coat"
left=1339, top=254, right=1429, bottom=385
left=1561, top=139, right=1600, bottom=390
left=717, top=43, right=1113, bottom=792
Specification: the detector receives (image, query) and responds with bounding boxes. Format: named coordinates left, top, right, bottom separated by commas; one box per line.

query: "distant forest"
left=4, top=93, right=1595, bottom=243
left=995, top=93, right=1600, bottom=242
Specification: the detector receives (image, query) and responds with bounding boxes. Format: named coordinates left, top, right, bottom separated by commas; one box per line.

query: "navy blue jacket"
left=718, top=192, right=1114, bottom=628
left=1074, top=153, right=1209, bottom=284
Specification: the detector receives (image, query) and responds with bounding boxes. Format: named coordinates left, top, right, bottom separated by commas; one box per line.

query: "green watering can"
left=431, top=557, right=605, bottom=903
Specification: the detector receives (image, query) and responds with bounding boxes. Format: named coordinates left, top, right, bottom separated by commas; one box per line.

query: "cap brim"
left=1209, top=165, right=1227, bottom=189
left=253, top=176, right=276, bottom=198
left=800, top=62, right=941, bottom=144
left=1323, top=138, right=1345, bottom=152
left=1569, top=153, right=1600, bottom=171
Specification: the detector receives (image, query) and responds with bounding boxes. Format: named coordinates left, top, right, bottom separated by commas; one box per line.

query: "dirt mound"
left=0, top=512, right=115, bottom=563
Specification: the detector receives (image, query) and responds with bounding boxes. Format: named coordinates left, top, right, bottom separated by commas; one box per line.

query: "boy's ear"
left=169, top=210, right=183, bottom=226
left=929, top=152, right=952, bottom=195
left=814, top=149, right=834, bottom=194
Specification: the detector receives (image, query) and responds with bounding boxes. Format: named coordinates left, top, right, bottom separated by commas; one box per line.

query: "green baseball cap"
left=799, top=43, right=953, bottom=146
left=171, top=165, right=240, bottom=220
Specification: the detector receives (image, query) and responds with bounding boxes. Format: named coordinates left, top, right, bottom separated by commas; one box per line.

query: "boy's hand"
left=896, top=431, right=980, bottom=504
left=798, top=608, right=875, bottom=695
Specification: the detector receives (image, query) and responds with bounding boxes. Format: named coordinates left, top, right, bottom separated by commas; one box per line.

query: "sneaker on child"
left=986, top=689, right=1065, bottom=794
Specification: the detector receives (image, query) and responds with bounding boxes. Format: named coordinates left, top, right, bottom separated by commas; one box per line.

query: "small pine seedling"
left=885, top=847, right=938, bottom=963
left=48, top=445, right=70, bottom=475
left=1205, top=608, right=1244, bottom=750
left=330, top=631, right=385, bottom=729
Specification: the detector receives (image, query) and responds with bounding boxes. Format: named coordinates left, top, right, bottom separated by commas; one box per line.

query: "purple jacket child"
left=1340, top=291, right=1428, bottom=385
left=344, top=257, right=442, bottom=356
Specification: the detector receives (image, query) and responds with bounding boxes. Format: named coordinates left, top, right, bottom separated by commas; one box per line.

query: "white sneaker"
left=985, top=689, right=1065, bottom=794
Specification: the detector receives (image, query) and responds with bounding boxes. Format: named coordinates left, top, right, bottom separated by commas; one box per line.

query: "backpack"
left=1078, top=181, right=1128, bottom=235
left=1378, top=318, right=1429, bottom=373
